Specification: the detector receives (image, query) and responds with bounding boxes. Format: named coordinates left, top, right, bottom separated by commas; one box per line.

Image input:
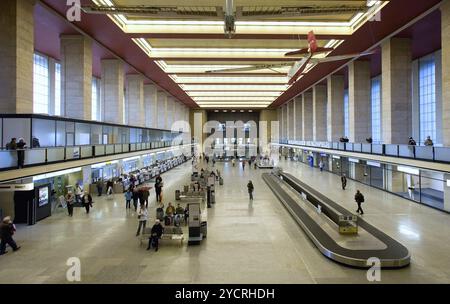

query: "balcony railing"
left=275, top=140, right=450, bottom=163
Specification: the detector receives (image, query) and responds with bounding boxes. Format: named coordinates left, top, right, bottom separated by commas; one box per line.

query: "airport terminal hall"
left=2, top=0, right=450, bottom=287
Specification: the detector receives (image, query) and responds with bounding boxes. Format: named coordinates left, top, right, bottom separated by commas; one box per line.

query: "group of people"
left=65, top=183, right=94, bottom=216
left=5, top=138, right=27, bottom=168
left=408, top=136, right=434, bottom=146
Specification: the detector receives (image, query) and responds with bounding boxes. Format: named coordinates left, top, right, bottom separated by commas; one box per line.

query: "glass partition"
left=91, top=124, right=102, bottom=145
left=32, top=118, right=55, bottom=147
left=3, top=118, right=31, bottom=149
left=75, top=123, right=91, bottom=145
left=66, top=121, right=75, bottom=146
left=56, top=121, right=66, bottom=146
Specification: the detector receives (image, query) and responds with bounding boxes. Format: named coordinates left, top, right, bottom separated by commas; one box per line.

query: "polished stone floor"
left=1, top=158, right=449, bottom=283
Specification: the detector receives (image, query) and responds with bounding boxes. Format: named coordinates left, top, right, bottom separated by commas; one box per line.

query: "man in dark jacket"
left=0, top=216, right=20, bottom=255
left=16, top=138, right=27, bottom=168
left=247, top=180, right=254, bottom=200
left=354, top=190, right=365, bottom=215
left=82, top=191, right=93, bottom=214
left=155, top=175, right=163, bottom=203
left=147, top=219, right=164, bottom=251
left=341, top=175, right=347, bottom=190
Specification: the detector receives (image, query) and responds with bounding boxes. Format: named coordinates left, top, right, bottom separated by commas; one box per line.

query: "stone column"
left=287, top=100, right=295, bottom=141
left=313, top=85, right=327, bottom=141
left=348, top=61, right=371, bottom=142
left=61, top=35, right=93, bottom=120
left=157, top=91, right=167, bottom=130
left=381, top=38, right=412, bottom=144
left=282, top=104, right=288, bottom=141
left=144, top=84, right=157, bottom=128
left=295, top=97, right=303, bottom=141
left=0, top=0, right=34, bottom=113
left=302, top=92, right=313, bottom=140
left=277, top=107, right=282, bottom=141
left=166, top=97, right=175, bottom=130
left=441, top=1, right=450, bottom=146
left=101, top=59, right=124, bottom=124
left=327, top=75, right=345, bottom=142
left=125, top=74, right=144, bottom=127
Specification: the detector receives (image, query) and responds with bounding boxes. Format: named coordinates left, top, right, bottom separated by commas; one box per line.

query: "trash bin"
left=201, top=221, right=207, bottom=238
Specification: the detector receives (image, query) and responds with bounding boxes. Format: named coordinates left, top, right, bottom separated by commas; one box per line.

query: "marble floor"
left=1, top=159, right=449, bottom=284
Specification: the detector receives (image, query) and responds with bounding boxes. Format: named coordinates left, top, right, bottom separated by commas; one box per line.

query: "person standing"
left=232, top=158, right=236, bottom=167
left=141, top=188, right=150, bottom=208
left=147, top=219, right=163, bottom=252
left=16, top=138, right=27, bottom=169
left=96, top=179, right=103, bottom=196
left=124, top=189, right=132, bottom=209
left=341, top=174, right=347, bottom=190
left=242, top=160, right=246, bottom=171
left=319, top=161, right=324, bottom=172
left=65, top=191, right=75, bottom=217
left=82, top=191, right=93, bottom=214
left=0, top=216, right=20, bottom=255
left=132, top=189, right=139, bottom=212
left=247, top=180, right=254, bottom=201
left=424, top=136, right=434, bottom=146
left=354, top=190, right=365, bottom=215
left=155, top=175, right=163, bottom=203
left=136, top=205, right=148, bottom=236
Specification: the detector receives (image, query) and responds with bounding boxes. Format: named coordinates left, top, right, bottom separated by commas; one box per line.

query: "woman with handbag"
left=82, top=191, right=93, bottom=214
left=136, top=204, right=148, bottom=236
left=65, top=191, right=75, bottom=217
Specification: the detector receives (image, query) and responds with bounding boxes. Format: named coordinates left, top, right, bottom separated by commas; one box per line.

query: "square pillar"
left=144, top=84, right=157, bottom=128
left=157, top=91, right=167, bottom=130
left=125, top=74, right=144, bottom=127
left=282, top=104, right=288, bottom=141
left=101, top=59, right=124, bottom=124
left=277, top=108, right=282, bottom=141
left=382, top=38, right=412, bottom=144
left=295, top=97, right=303, bottom=141
left=0, top=0, right=34, bottom=113
left=166, top=97, right=175, bottom=130
left=348, top=61, right=371, bottom=142
left=302, top=92, right=313, bottom=141
left=61, top=35, right=92, bottom=120
left=287, top=100, right=295, bottom=141
left=313, top=85, right=327, bottom=141
left=327, top=75, right=345, bottom=142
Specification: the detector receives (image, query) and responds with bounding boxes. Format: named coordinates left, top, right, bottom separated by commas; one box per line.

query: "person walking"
left=65, top=191, right=75, bottom=217
left=155, top=175, right=163, bottom=203
left=82, top=191, right=93, bottom=214
left=319, top=161, right=324, bottom=172
left=232, top=158, right=236, bottom=167
left=141, top=188, right=150, bottom=208
left=136, top=204, right=148, bottom=236
left=0, top=216, right=20, bottom=255
left=132, top=189, right=139, bottom=212
left=96, top=179, right=103, bottom=196
left=242, top=160, right=246, bottom=171
left=354, top=190, right=365, bottom=215
left=341, top=174, right=347, bottom=190
left=124, top=189, right=132, bottom=209
left=147, top=219, right=163, bottom=252
left=74, top=183, right=83, bottom=205
left=247, top=180, right=254, bottom=201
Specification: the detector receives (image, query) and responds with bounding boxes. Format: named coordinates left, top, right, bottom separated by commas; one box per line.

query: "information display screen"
left=38, top=187, right=49, bottom=207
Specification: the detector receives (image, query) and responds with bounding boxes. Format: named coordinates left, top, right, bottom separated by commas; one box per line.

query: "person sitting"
left=166, top=202, right=176, bottom=217
left=147, top=219, right=163, bottom=252
left=6, top=138, right=17, bottom=150
left=408, top=137, right=417, bottom=146
left=32, top=136, right=40, bottom=148
left=424, top=136, right=434, bottom=146
left=175, top=203, right=184, bottom=215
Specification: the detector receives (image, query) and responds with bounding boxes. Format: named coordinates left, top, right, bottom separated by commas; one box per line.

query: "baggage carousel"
left=262, top=170, right=410, bottom=268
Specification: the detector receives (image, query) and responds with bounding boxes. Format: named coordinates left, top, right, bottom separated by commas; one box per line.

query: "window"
left=33, top=53, right=50, bottom=114
left=419, top=55, right=436, bottom=144
left=344, top=89, right=349, bottom=137
left=371, top=76, right=382, bottom=143
left=92, top=78, right=101, bottom=121
left=55, top=63, right=61, bottom=116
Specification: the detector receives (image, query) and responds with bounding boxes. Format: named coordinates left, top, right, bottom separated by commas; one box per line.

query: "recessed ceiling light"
left=214, top=110, right=219, bottom=112
left=231, top=110, right=236, bottom=112
left=249, top=110, right=253, bottom=112
left=240, top=110, right=244, bottom=112
left=223, top=110, right=228, bottom=112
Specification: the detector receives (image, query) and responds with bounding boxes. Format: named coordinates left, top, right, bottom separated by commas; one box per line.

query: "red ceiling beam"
left=127, top=33, right=350, bottom=40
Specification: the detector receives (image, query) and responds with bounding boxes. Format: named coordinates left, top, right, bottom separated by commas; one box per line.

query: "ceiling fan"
left=82, top=0, right=370, bottom=38
left=206, top=31, right=374, bottom=85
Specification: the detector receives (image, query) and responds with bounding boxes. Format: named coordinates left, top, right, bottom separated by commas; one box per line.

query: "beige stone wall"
left=101, top=59, right=124, bottom=124
left=61, top=35, right=93, bottom=120
left=126, top=74, right=144, bottom=127
left=381, top=38, right=412, bottom=144
left=0, top=0, right=34, bottom=113
left=294, top=97, right=303, bottom=141
left=441, top=1, right=450, bottom=146
left=313, top=85, right=327, bottom=141
left=348, top=61, right=371, bottom=142
left=327, top=75, right=345, bottom=142
left=302, top=92, right=313, bottom=140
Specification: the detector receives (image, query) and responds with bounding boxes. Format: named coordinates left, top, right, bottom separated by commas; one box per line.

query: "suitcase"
left=219, top=177, right=223, bottom=185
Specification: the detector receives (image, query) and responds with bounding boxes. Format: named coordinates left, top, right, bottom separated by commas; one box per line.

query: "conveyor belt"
left=262, top=172, right=410, bottom=268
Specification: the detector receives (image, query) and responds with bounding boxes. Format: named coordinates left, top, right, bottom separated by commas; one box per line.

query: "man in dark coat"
left=147, top=219, right=164, bottom=252
left=354, top=190, right=365, bottom=215
left=0, top=216, right=20, bottom=255
left=341, top=175, right=347, bottom=190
